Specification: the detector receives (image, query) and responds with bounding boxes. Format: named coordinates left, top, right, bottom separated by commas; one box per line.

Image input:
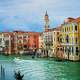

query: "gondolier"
left=14, top=71, right=24, bottom=80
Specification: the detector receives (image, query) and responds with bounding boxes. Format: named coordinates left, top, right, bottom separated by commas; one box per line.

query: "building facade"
left=0, top=33, right=5, bottom=54
left=43, top=30, right=53, bottom=57
left=27, top=32, right=39, bottom=50
left=39, top=33, right=44, bottom=49
left=52, top=27, right=64, bottom=58
left=0, top=32, right=14, bottom=55
left=61, top=17, right=80, bottom=61
left=13, top=31, right=39, bottom=54
left=0, top=31, right=39, bottom=55
left=42, top=11, right=63, bottom=58
left=13, top=31, right=28, bottom=54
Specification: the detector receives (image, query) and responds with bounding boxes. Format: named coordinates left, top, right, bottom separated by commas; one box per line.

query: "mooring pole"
left=1, top=65, right=5, bottom=80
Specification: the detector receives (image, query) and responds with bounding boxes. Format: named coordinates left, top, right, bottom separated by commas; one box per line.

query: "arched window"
left=75, top=25, right=77, bottom=31
left=66, top=35, right=69, bottom=43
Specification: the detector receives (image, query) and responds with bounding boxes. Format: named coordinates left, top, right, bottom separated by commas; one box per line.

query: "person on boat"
left=14, top=71, right=24, bottom=80
left=32, top=49, right=36, bottom=59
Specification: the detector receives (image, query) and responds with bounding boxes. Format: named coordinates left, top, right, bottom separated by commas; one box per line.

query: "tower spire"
left=44, top=11, right=49, bottom=32
left=45, top=10, right=48, bottom=16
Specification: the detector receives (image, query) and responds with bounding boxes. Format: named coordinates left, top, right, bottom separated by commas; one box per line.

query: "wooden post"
left=1, top=65, right=5, bottom=80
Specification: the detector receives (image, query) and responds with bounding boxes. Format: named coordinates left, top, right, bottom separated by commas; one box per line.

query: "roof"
left=64, top=17, right=80, bottom=23
left=64, top=17, right=75, bottom=23
left=73, top=17, right=80, bottom=23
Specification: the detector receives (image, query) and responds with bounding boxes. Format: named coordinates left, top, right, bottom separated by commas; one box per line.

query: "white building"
left=43, top=30, right=53, bottom=57
left=0, top=33, right=5, bottom=54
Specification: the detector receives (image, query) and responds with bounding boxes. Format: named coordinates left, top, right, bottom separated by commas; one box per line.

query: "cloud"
left=0, top=0, right=80, bottom=32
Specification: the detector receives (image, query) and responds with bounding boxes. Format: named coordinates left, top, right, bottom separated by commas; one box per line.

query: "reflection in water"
left=0, top=56, right=80, bottom=80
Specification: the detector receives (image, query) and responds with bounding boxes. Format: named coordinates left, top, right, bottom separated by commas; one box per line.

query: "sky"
left=0, top=0, right=80, bottom=32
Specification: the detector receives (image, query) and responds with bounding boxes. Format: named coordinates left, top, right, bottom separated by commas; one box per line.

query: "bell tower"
left=44, top=11, right=49, bottom=31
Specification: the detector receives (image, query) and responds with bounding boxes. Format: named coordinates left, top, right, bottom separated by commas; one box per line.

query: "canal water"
left=0, top=55, right=80, bottom=80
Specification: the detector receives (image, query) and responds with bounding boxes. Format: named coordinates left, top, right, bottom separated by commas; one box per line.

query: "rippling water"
left=0, top=55, right=80, bottom=80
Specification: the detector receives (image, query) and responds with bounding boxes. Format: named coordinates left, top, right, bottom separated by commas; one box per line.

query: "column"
left=9, top=35, right=11, bottom=54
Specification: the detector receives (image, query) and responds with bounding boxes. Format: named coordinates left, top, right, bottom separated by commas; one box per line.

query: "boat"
left=13, top=57, right=24, bottom=63
left=14, top=57, right=20, bottom=61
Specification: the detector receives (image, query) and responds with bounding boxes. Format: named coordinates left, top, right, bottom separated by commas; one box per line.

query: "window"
left=0, top=38, right=2, bottom=43
left=57, top=32, right=59, bottom=35
left=24, top=39, right=27, bottom=43
left=24, top=36, right=27, bottom=38
left=60, top=48, right=63, bottom=51
left=75, top=25, right=77, bottom=31
left=67, top=27, right=68, bottom=32
left=66, top=35, right=69, bottom=43
left=65, top=28, right=66, bottom=32
left=18, top=46, right=23, bottom=50
left=57, top=37, right=59, bottom=42
left=68, top=47, right=71, bottom=54
left=60, top=38, right=62, bottom=43
left=75, top=37, right=78, bottom=44
left=18, top=40, right=22, bottom=44
left=34, top=35, right=36, bottom=38
left=5, top=40, right=9, bottom=47
left=33, top=44, right=36, bottom=48
left=24, top=45, right=27, bottom=48
left=76, top=47, right=78, bottom=55
left=57, top=48, right=59, bottom=51
left=65, top=47, right=67, bottom=53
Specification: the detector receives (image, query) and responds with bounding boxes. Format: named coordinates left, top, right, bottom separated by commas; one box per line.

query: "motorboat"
left=13, top=57, right=23, bottom=63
